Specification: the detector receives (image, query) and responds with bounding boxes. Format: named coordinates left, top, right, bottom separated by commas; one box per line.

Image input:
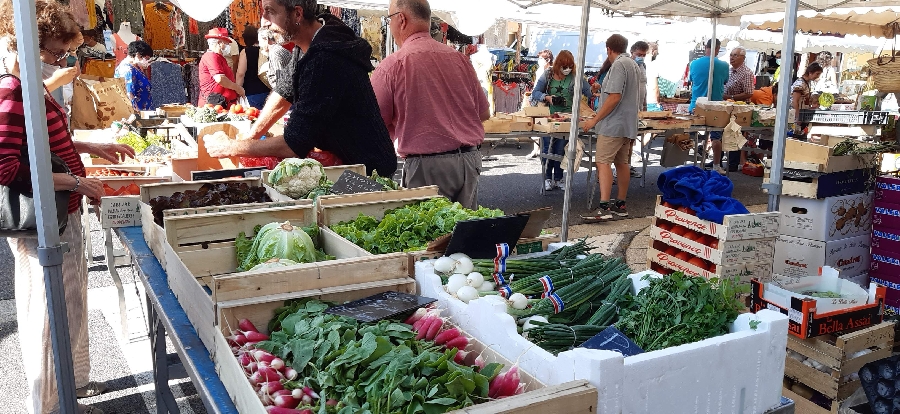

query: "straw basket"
left=867, top=55, right=900, bottom=93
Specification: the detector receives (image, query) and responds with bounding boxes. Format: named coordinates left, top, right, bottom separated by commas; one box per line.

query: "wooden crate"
left=316, top=186, right=442, bottom=227
left=782, top=386, right=839, bottom=414
left=259, top=164, right=367, bottom=187
left=162, top=203, right=408, bottom=352
left=214, top=282, right=598, bottom=414
left=782, top=139, right=877, bottom=173
left=784, top=322, right=894, bottom=403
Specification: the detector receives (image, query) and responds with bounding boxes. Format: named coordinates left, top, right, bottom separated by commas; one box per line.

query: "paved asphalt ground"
left=0, top=138, right=770, bottom=413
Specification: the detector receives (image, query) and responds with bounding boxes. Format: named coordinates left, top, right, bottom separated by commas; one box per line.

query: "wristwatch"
left=67, top=171, right=80, bottom=192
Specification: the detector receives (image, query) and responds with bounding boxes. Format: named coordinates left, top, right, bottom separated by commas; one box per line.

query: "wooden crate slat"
left=164, top=242, right=217, bottom=351
left=164, top=205, right=313, bottom=249
left=316, top=185, right=440, bottom=208
left=448, top=381, right=596, bottom=414
left=216, top=278, right=416, bottom=311
left=838, top=345, right=891, bottom=378
left=784, top=357, right=857, bottom=401
left=782, top=387, right=839, bottom=414
left=787, top=322, right=895, bottom=370
left=319, top=194, right=443, bottom=226
left=835, top=322, right=896, bottom=356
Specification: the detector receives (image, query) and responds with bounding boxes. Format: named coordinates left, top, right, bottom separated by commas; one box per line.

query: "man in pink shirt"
left=371, top=0, right=490, bottom=210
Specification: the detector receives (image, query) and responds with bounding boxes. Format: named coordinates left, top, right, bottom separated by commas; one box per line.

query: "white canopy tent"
left=732, top=29, right=883, bottom=54
left=743, top=6, right=900, bottom=38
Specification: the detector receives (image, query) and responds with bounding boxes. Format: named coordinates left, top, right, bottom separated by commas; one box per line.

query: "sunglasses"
left=42, top=48, right=70, bottom=62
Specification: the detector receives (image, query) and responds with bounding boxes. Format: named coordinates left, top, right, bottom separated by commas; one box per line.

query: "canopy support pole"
left=707, top=17, right=718, bottom=99
left=764, top=0, right=800, bottom=211
left=12, top=0, right=78, bottom=412
left=560, top=0, right=592, bottom=242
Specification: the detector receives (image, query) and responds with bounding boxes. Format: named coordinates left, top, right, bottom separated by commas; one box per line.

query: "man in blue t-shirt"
left=689, top=38, right=730, bottom=174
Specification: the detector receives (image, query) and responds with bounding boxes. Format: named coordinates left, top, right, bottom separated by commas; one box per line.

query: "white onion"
left=456, top=286, right=479, bottom=303
left=478, top=281, right=495, bottom=292
left=433, top=256, right=456, bottom=274
left=446, top=274, right=467, bottom=294
left=449, top=253, right=470, bottom=261
left=453, top=256, right=474, bottom=274
left=522, top=315, right=548, bottom=331
left=508, top=293, right=528, bottom=310
left=466, top=272, right=484, bottom=288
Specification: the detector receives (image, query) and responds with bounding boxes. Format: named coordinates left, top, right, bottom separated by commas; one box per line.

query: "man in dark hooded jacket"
left=205, top=0, right=397, bottom=177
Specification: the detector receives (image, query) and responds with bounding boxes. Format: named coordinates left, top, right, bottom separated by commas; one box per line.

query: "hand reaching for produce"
left=204, top=133, right=236, bottom=158
left=93, top=143, right=136, bottom=164
left=582, top=117, right=599, bottom=133
left=75, top=176, right=105, bottom=201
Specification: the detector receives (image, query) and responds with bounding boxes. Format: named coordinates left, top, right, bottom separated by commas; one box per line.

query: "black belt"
left=407, top=146, right=476, bottom=158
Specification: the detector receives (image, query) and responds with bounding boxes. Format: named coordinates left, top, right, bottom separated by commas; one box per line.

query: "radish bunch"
left=228, top=318, right=320, bottom=412
left=488, top=366, right=525, bottom=399
left=405, top=307, right=484, bottom=368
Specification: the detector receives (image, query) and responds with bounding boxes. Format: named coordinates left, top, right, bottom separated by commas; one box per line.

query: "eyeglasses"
left=384, top=11, right=401, bottom=23
left=41, top=48, right=70, bottom=62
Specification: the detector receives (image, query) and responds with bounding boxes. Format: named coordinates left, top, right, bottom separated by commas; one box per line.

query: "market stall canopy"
left=318, top=0, right=519, bottom=35
left=169, top=0, right=232, bottom=22
left=743, top=6, right=900, bottom=38
left=732, top=29, right=883, bottom=54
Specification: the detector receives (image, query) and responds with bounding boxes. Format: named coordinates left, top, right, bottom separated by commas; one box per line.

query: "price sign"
left=579, top=326, right=644, bottom=357
left=325, top=291, right=437, bottom=323
left=330, top=170, right=385, bottom=195
left=101, top=196, right=142, bottom=228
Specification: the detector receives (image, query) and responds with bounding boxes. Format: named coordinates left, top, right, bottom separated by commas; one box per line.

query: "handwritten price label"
left=101, top=196, right=141, bottom=228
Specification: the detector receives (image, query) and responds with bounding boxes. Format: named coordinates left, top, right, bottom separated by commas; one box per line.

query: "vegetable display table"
left=115, top=226, right=238, bottom=414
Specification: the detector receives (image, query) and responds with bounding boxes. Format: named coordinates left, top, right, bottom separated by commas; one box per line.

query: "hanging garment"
left=87, top=1, right=98, bottom=29
left=329, top=7, right=342, bottom=16
left=492, top=81, right=521, bottom=114
left=149, top=60, right=187, bottom=108
left=360, top=17, right=383, bottom=61
left=184, top=61, right=200, bottom=106
left=111, top=33, right=139, bottom=65
left=169, top=7, right=186, bottom=49
left=189, top=18, right=200, bottom=35
left=230, top=0, right=261, bottom=47
left=111, top=0, right=144, bottom=37
left=341, top=9, right=360, bottom=36
left=70, top=0, right=90, bottom=28
left=104, top=0, right=114, bottom=27
left=143, top=3, right=175, bottom=50
left=83, top=58, right=115, bottom=78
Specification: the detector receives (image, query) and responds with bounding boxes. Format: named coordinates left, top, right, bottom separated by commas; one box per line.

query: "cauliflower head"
left=268, top=158, right=327, bottom=199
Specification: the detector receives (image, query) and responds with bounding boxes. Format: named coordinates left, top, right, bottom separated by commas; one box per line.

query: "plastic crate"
left=798, top=110, right=890, bottom=125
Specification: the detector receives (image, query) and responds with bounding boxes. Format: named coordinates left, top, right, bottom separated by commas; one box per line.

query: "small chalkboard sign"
left=444, top=215, right=530, bottom=259
left=579, top=326, right=644, bottom=357
left=330, top=170, right=384, bottom=195
left=191, top=167, right=266, bottom=181
left=325, top=291, right=437, bottom=323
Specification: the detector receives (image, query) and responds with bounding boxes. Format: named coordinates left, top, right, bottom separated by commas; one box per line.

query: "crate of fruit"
left=86, top=165, right=171, bottom=196
left=214, top=283, right=599, bottom=413
left=414, top=258, right=789, bottom=414
left=649, top=218, right=776, bottom=266
left=647, top=242, right=774, bottom=285
left=654, top=196, right=780, bottom=241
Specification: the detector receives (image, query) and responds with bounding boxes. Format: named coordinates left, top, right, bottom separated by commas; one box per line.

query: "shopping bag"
left=722, top=116, right=746, bottom=152
left=560, top=139, right=585, bottom=172
left=71, top=75, right=134, bottom=130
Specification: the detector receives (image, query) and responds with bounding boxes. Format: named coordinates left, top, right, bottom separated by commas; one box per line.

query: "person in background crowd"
left=0, top=2, right=135, bottom=412
left=236, top=25, right=271, bottom=110
left=114, top=40, right=152, bottom=111
left=204, top=0, right=397, bottom=177
left=226, top=36, right=241, bottom=73
left=531, top=50, right=592, bottom=192
left=724, top=46, right=755, bottom=167
left=766, top=50, right=781, bottom=75
left=791, top=62, right=822, bottom=125
left=645, top=42, right=661, bottom=111
left=39, top=30, right=79, bottom=109
left=631, top=41, right=649, bottom=111
left=528, top=49, right=554, bottom=159
left=689, top=38, right=729, bottom=174
left=80, top=29, right=106, bottom=55
left=371, top=0, right=489, bottom=210
left=198, top=27, right=244, bottom=107
left=582, top=34, right=640, bottom=221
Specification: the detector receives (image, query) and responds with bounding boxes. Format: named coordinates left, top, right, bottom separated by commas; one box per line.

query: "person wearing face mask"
left=114, top=40, right=152, bottom=111
left=370, top=0, right=489, bottom=210
left=40, top=41, right=79, bottom=110
left=631, top=41, right=649, bottom=111
left=199, top=27, right=245, bottom=107
left=528, top=49, right=554, bottom=159
left=0, top=1, right=136, bottom=412
left=530, top=50, right=592, bottom=191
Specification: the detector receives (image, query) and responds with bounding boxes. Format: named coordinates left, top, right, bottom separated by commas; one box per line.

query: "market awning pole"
left=560, top=0, right=591, bottom=242
left=707, top=17, right=717, bottom=99
left=764, top=0, right=800, bottom=212
left=12, top=0, right=78, bottom=412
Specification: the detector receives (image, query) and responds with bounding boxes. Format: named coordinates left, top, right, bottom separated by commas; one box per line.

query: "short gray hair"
left=396, top=0, right=431, bottom=21
left=207, top=38, right=225, bottom=49
left=273, top=0, right=317, bottom=21
left=731, top=46, right=746, bottom=56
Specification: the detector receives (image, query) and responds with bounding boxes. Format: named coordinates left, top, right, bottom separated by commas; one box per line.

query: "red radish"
left=254, top=350, right=277, bottom=363
left=239, top=353, right=253, bottom=367
left=303, top=386, right=320, bottom=400
left=243, top=331, right=270, bottom=342
left=490, top=366, right=521, bottom=399
left=266, top=407, right=307, bottom=413
left=271, top=389, right=291, bottom=397
left=273, top=393, right=298, bottom=409
left=257, top=367, right=281, bottom=382
left=404, top=308, right=428, bottom=325
left=249, top=371, right=263, bottom=386
left=434, top=328, right=460, bottom=345
left=415, top=317, right=437, bottom=340
left=284, top=368, right=299, bottom=380
left=270, top=358, right=285, bottom=371
left=231, top=346, right=241, bottom=354
left=257, top=361, right=270, bottom=371
left=444, top=336, right=469, bottom=350
left=239, top=318, right=259, bottom=333
left=260, top=381, right=283, bottom=395
left=425, top=318, right=443, bottom=341
left=326, top=399, right=338, bottom=407
left=454, top=350, right=468, bottom=364
left=463, top=351, right=485, bottom=369
left=412, top=316, right=430, bottom=332
left=246, top=362, right=258, bottom=374
left=227, top=333, right=248, bottom=347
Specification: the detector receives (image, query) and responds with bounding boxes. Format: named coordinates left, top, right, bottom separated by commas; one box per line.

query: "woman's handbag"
left=0, top=142, right=72, bottom=237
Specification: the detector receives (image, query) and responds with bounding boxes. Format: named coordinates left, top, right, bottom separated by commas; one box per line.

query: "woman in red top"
left=0, top=1, right=134, bottom=413
left=198, top=28, right=245, bottom=106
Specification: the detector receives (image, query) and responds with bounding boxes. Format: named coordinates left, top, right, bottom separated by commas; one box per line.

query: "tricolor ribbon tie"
left=549, top=292, right=565, bottom=314
left=493, top=272, right=507, bottom=286
left=493, top=243, right=511, bottom=273
left=498, top=285, right=513, bottom=298
left=539, top=275, right=555, bottom=299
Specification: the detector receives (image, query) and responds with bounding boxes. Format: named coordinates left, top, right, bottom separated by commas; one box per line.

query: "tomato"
left=671, top=225, right=688, bottom=237
left=656, top=221, right=673, bottom=232
left=233, top=104, right=243, bottom=114
left=677, top=206, right=696, bottom=215
left=709, top=263, right=718, bottom=273
left=683, top=230, right=702, bottom=241
left=675, top=251, right=692, bottom=262
left=664, top=246, right=680, bottom=256
left=661, top=201, right=676, bottom=209
left=688, top=256, right=708, bottom=270
left=214, top=105, right=223, bottom=112
left=698, top=235, right=716, bottom=247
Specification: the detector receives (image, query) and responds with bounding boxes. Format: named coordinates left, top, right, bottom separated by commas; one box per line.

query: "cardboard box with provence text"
left=772, top=234, right=872, bottom=279
left=778, top=193, right=873, bottom=242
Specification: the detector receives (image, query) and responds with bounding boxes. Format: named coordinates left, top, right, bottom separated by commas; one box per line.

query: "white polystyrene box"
left=415, top=260, right=789, bottom=414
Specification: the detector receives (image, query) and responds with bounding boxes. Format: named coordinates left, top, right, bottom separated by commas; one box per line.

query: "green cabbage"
left=237, top=221, right=318, bottom=271
left=248, top=258, right=300, bottom=272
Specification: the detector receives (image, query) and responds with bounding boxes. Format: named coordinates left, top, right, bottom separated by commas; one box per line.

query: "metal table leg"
left=148, top=295, right=181, bottom=414
left=587, top=135, right=595, bottom=211
left=106, top=228, right=130, bottom=338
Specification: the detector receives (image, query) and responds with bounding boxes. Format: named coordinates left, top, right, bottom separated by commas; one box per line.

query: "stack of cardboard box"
left=871, top=175, right=900, bottom=312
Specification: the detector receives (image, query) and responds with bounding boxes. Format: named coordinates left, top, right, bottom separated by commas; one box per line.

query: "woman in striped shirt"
left=0, top=1, right=134, bottom=413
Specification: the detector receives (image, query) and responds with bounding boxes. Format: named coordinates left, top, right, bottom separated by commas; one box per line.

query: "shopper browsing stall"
left=204, top=0, right=397, bottom=177
left=631, top=41, right=650, bottom=111
left=371, top=0, right=488, bottom=210
left=582, top=34, right=640, bottom=221
left=198, top=28, right=244, bottom=107
left=689, top=38, right=729, bottom=174
left=528, top=49, right=554, bottom=159
left=0, top=2, right=136, bottom=412
left=531, top=50, right=592, bottom=191
left=114, top=40, right=152, bottom=111
left=236, top=25, right=271, bottom=110
left=724, top=47, right=753, bottom=102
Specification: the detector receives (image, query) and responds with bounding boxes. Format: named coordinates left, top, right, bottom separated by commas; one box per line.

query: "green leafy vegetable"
left=331, top=198, right=503, bottom=254
left=268, top=158, right=328, bottom=199
left=616, top=272, right=743, bottom=352
left=236, top=221, right=333, bottom=271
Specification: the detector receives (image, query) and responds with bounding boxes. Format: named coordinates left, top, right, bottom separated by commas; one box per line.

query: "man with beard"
left=204, top=0, right=398, bottom=177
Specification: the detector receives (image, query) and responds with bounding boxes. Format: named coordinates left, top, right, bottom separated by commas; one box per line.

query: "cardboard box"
left=873, top=200, right=900, bottom=231
left=764, top=168, right=874, bottom=199
left=482, top=118, right=512, bottom=134
left=733, top=111, right=752, bottom=127
left=773, top=234, right=872, bottom=279
left=872, top=228, right=900, bottom=254
left=533, top=118, right=573, bottom=133
left=654, top=196, right=780, bottom=241
left=869, top=274, right=900, bottom=310
left=778, top=193, right=873, bottom=242
left=870, top=248, right=900, bottom=279
left=695, top=107, right=732, bottom=127
left=749, top=277, right=885, bottom=339
left=782, top=139, right=878, bottom=173
left=649, top=221, right=775, bottom=266
left=765, top=268, right=871, bottom=314
left=523, top=106, right=551, bottom=117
